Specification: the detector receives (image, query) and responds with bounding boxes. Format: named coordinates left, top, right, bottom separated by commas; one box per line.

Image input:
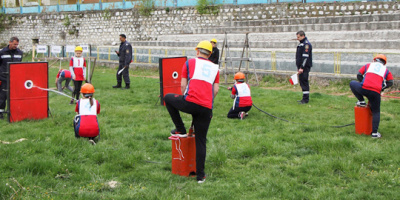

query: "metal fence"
left=1, top=0, right=386, bottom=14
left=35, top=45, right=400, bottom=76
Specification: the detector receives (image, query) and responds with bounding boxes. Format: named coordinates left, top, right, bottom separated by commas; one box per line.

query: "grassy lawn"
left=0, top=61, right=399, bottom=199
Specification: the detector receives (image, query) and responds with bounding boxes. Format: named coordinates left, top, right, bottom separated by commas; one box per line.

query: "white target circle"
left=172, top=71, right=178, bottom=79
left=24, top=80, right=33, bottom=89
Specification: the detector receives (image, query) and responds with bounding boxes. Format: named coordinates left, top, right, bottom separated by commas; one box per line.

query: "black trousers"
left=164, top=93, right=212, bottom=181
left=72, top=80, right=83, bottom=100
left=298, top=67, right=310, bottom=102
left=227, top=106, right=251, bottom=118
left=0, top=80, right=7, bottom=111
left=350, top=80, right=381, bottom=133
left=116, top=64, right=130, bottom=84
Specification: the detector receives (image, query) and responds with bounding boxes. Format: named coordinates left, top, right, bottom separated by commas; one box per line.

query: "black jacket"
left=118, top=41, right=133, bottom=67
left=209, top=47, right=219, bottom=65
left=296, top=37, right=312, bottom=69
left=0, top=46, right=23, bottom=81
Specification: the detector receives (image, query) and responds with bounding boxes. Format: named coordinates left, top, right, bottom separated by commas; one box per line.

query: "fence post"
left=20, top=0, right=23, bottom=14
left=99, top=0, right=102, bottom=10
left=134, top=48, right=137, bottom=63
left=108, top=47, right=111, bottom=61
left=165, top=49, right=168, bottom=57
left=271, top=51, right=276, bottom=71
left=334, top=52, right=341, bottom=74
left=148, top=49, right=152, bottom=63
left=97, top=47, right=99, bottom=60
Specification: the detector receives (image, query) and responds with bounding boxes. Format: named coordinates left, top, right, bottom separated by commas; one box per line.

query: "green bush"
left=138, top=0, right=155, bottom=17
left=196, top=0, right=219, bottom=15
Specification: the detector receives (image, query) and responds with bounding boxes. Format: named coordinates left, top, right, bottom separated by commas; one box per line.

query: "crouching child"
left=73, top=83, right=101, bottom=144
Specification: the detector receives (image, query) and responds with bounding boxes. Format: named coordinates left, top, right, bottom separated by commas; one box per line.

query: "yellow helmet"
left=75, top=46, right=83, bottom=52
left=195, top=41, right=213, bottom=53
left=210, top=38, right=217, bottom=43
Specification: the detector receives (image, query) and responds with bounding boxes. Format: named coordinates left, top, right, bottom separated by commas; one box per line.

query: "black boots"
left=113, top=82, right=130, bottom=89
left=112, top=82, right=122, bottom=88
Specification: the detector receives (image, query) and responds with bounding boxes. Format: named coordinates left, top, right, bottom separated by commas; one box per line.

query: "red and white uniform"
left=75, top=98, right=100, bottom=137
left=232, top=82, right=252, bottom=109
left=360, top=62, right=393, bottom=94
left=56, top=69, right=72, bottom=79
left=69, top=56, right=87, bottom=81
left=182, top=57, right=219, bottom=109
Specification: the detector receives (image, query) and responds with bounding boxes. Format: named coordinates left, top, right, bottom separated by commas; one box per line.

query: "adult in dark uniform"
left=208, top=38, right=219, bottom=65
left=296, top=30, right=312, bottom=104
left=0, top=37, right=23, bottom=119
left=113, top=34, right=132, bottom=89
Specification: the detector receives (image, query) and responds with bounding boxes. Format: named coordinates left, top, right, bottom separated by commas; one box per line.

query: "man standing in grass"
left=113, top=34, right=132, bottom=89
left=164, top=41, right=219, bottom=183
left=295, top=30, right=312, bottom=104
left=0, top=37, right=23, bottom=119
left=350, top=54, right=393, bottom=138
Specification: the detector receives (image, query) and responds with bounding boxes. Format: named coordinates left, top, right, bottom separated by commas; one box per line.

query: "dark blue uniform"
left=296, top=37, right=312, bottom=103
left=117, top=41, right=132, bottom=85
left=208, top=47, right=219, bottom=65
left=0, top=45, right=23, bottom=117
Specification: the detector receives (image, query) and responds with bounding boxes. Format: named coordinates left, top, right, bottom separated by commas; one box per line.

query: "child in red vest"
left=227, top=72, right=252, bottom=120
left=69, top=46, right=87, bottom=104
left=74, top=83, right=100, bottom=145
left=55, top=69, right=73, bottom=92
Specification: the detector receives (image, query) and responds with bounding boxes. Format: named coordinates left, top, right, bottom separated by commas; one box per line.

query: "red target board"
left=8, top=62, right=48, bottom=123
left=159, top=57, right=187, bottom=105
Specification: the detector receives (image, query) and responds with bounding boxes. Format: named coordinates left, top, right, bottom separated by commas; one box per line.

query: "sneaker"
left=69, top=99, right=74, bottom=105
left=197, top=177, right=206, bottom=184
left=371, top=132, right=381, bottom=138
left=356, top=101, right=367, bottom=107
left=239, top=111, right=245, bottom=120
left=89, top=139, right=96, bottom=145
left=170, top=129, right=187, bottom=138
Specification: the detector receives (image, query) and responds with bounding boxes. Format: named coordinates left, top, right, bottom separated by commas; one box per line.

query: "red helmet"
left=234, top=72, right=245, bottom=80
left=373, top=54, right=387, bottom=64
left=80, top=83, right=95, bottom=94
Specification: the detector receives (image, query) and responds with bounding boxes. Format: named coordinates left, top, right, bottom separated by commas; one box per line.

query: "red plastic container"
left=354, top=106, right=372, bottom=135
left=169, top=136, right=196, bottom=176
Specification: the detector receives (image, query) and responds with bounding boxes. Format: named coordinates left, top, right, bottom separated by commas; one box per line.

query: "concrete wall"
left=1, top=2, right=400, bottom=51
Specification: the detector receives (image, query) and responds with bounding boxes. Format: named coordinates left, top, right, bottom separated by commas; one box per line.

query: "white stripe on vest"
left=191, top=58, right=219, bottom=84
left=366, top=62, right=387, bottom=78
left=233, top=83, right=251, bottom=110
left=72, top=56, right=84, bottom=68
left=78, top=98, right=97, bottom=115
left=235, top=83, right=251, bottom=97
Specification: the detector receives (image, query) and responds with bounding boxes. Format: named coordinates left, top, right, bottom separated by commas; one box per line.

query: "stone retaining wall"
left=0, top=2, right=399, bottom=51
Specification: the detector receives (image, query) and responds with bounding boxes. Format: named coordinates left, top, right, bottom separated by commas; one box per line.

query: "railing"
left=1, top=0, right=380, bottom=14
left=34, top=45, right=400, bottom=76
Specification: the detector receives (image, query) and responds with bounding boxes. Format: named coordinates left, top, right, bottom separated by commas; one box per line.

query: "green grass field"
left=0, top=62, right=399, bottom=199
